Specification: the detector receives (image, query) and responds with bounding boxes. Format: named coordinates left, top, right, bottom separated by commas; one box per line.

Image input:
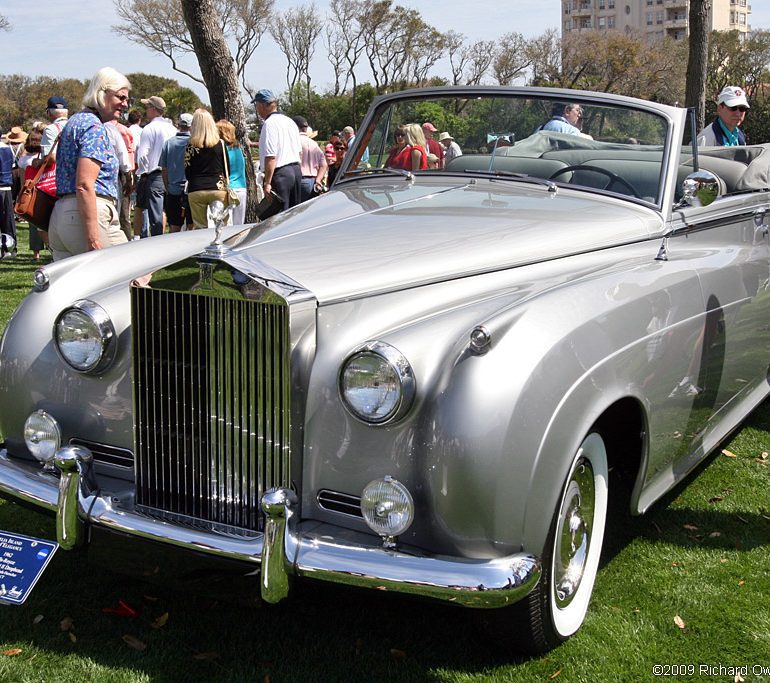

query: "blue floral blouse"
left=55, top=110, right=119, bottom=199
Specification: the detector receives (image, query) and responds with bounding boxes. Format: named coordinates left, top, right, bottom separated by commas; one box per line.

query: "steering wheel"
left=548, top=164, right=641, bottom=199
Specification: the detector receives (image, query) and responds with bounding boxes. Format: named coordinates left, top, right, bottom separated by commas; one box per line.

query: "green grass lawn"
left=0, top=222, right=768, bottom=682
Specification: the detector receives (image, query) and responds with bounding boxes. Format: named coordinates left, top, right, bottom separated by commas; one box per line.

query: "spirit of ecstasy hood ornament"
left=203, top=200, right=231, bottom=258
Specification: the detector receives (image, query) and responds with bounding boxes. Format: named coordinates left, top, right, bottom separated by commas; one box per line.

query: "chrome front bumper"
left=0, top=445, right=541, bottom=609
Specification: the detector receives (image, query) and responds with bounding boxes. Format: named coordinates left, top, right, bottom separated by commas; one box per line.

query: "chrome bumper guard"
left=0, top=446, right=541, bottom=609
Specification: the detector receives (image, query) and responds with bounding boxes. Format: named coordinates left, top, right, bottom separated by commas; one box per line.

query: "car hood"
left=227, top=177, right=661, bottom=303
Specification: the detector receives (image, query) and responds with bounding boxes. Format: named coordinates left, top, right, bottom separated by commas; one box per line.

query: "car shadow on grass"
left=600, top=423, right=770, bottom=575
left=0, top=501, right=528, bottom=682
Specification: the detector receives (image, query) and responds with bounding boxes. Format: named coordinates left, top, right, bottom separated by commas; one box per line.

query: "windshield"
left=343, top=91, right=670, bottom=205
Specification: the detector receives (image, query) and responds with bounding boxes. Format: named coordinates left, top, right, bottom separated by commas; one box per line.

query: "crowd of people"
left=0, top=71, right=361, bottom=262
left=382, top=120, right=463, bottom=171
left=0, top=73, right=754, bottom=263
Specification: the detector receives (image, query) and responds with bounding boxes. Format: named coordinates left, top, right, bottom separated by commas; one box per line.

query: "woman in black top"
left=185, top=108, right=227, bottom=228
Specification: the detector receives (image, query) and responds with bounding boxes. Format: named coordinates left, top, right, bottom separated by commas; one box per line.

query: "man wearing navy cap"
left=41, top=96, right=69, bottom=157
left=253, top=89, right=302, bottom=211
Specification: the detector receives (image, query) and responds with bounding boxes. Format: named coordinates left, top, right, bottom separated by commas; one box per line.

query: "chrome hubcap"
left=553, top=459, right=595, bottom=608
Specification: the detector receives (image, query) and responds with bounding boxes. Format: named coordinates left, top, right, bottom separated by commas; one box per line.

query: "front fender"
left=424, top=253, right=707, bottom=558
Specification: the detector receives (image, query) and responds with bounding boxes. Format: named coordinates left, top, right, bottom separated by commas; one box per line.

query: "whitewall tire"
left=484, top=430, right=609, bottom=654
left=548, top=431, right=608, bottom=638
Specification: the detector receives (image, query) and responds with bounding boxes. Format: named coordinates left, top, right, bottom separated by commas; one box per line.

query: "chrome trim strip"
left=293, top=534, right=540, bottom=608
left=0, top=450, right=58, bottom=513
left=69, top=439, right=133, bottom=469
left=681, top=210, right=759, bottom=232
left=0, top=448, right=541, bottom=609
left=221, top=253, right=314, bottom=305
left=317, top=489, right=363, bottom=517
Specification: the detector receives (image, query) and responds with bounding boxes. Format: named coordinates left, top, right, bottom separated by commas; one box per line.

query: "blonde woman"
left=216, top=118, right=247, bottom=225
left=48, top=66, right=131, bottom=260
left=385, top=123, right=427, bottom=171
left=184, top=108, right=227, bottom=228
left=404, top=123, right=428, bottom=169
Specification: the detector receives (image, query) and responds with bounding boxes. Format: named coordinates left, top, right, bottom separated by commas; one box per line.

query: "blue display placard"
left=0, top=531, right=58, bottom=605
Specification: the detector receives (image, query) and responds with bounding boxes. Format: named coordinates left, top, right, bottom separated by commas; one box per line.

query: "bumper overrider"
left=0, top=444, right=541, bottom=609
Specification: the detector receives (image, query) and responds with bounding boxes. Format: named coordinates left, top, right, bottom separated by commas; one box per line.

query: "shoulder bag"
left=220, top=141, right=240, bottom=206
left=13, top=135, right=60, bottom=230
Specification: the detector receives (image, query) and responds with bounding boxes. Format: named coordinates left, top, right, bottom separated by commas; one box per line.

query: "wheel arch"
left=521, top=391, right=648, bottom=556
left=593, top=397, right=647, bottom=509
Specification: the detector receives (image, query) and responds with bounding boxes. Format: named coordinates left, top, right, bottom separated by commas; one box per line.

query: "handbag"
left=14, top=138, right=60, bottom=230
left=254, top=190, right=283, bottom=220
left=220, top=141, right=240, bottom=206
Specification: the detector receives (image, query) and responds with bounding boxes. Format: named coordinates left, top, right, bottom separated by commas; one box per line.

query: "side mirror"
left=680, top=169, right=724, bottom=207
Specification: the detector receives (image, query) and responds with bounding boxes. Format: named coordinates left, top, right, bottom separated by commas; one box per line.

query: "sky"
left=0, top=0, right=558, bottom=103
left=2, top=1, right=770, bottom=107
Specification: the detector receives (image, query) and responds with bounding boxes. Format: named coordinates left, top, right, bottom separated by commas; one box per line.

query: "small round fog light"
left=361, top=476, right=414, bottom=546
left=24, top=410, right=61, bottom=464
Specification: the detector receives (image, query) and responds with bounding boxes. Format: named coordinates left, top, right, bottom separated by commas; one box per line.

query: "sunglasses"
left=334, top=145, right=344, bottom=150
left=107, top=90, right=129, bottom=103
left=724, top=105, right=748, bottom=113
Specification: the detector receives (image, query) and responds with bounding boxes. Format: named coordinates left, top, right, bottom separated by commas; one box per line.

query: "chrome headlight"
left=54, top=300, right=116, bottom=374
left=24, top=410, right=61, bottom=464
left=339, top=341, right=415, bottom=424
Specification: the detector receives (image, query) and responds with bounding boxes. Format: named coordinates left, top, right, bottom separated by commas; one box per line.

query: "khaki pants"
left=187, top=189, right=228, bottom=228
left=48, top=196, right=128, bottom=261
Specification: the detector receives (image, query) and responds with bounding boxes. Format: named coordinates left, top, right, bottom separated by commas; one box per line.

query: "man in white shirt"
left=254, top=89, right=302, bottom=211
left=439, top=132, right=462, bottom=166
left=40, top=96, right=68, bottom=156
left=134, top=96, right=177, bottom=236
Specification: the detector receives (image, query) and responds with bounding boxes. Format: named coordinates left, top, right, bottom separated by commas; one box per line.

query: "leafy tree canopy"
left=0, top=73, right=203, bottom=130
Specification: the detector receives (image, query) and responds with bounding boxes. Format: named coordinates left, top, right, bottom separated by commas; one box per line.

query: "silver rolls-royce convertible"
left=1, top=86, right=769, bottom=653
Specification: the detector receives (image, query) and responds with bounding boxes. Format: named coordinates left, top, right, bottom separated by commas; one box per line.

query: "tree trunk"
left=685, top=0, right=711, bottom=131
left=181, top=0, right=259, bottom=222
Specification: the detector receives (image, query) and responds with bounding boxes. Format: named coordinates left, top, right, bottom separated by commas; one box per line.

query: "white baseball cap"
left=717, top=86, right=749, bottom=109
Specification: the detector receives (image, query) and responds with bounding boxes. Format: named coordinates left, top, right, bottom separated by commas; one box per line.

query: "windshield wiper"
left=335, top=167, right=414, bottom=184
left=464, top=168, right=557, bottom=191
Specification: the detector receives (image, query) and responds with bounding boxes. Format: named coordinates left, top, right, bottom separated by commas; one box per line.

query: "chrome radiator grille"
left=131, top=286, right=291, bottom=533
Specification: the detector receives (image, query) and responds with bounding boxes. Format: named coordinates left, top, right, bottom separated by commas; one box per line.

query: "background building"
left=562, top=0, right=752, bottom=41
